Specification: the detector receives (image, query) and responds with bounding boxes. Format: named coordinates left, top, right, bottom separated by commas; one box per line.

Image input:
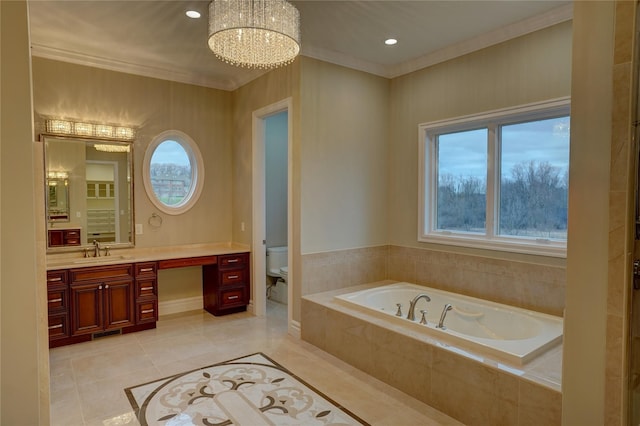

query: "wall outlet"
left=135, top=223, right=143, bottom=235
left=241, top=222, right=245, bottom=232
left=76, top=211, right=81, bottom=218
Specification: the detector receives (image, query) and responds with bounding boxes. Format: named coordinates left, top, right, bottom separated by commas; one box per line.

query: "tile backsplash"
left=302, top=245, right=565, bottom=316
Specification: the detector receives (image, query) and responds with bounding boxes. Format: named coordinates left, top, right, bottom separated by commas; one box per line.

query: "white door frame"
left=252, top=98, right=293, bottom=329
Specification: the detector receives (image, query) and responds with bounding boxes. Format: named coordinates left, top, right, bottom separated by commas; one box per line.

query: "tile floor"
left=49, top=301, right=462, bottom=426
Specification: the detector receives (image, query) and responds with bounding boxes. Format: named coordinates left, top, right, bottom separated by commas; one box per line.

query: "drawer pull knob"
left=141, top=309, right=154, bottom=314
left=227, top=259, right=239, bottom=263
left=47, top=277, right=62, bottom=282
left=228, top=295, right=239, bottom=300
left=140, top=268, right=154, bottom=272
left=48, top=298, right=63, bottom=303
left=140, top=286, right=154, bottom=291
left=227, top=275, right=239, bottom=279
left=48, top=324, right=63, bottom=330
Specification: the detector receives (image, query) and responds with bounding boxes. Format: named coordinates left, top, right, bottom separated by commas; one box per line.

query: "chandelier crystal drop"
left=208, top=0, right=300, bottom=69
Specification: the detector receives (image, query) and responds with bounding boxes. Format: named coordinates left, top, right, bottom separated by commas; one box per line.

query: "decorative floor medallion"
left=125, top=352, right=369, bottom=425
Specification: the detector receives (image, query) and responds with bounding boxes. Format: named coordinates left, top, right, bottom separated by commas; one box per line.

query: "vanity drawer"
left=70, top=264, right=133, bottom=282
left=221, top=269, right=246, bottom=286
left=48, top=313, right=70, bottom=340
left=47, top=270, right=68, bottom=286
left=220, top=287, right=247, bottom=308
left=158, top=256, right=217, bottom=269
left=135, top=262, right=157, bottom=277
left=218, top=253, right=248, bottom=269
left=135, top=278, right=157, bottom=299
left=47, top=287, right=68, bottom=313
left=136, top=300, right=158, bottom=324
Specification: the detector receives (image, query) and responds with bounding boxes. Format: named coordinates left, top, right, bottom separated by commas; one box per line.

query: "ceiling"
left=28, top=1, right=572, bottom=91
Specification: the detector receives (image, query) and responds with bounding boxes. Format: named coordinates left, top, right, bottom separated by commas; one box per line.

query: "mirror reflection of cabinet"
left=48, top=228, right=81, bottom=247
left=43, top=135, right=134, bottom=251
left=87, top=181, right=115, bottom=199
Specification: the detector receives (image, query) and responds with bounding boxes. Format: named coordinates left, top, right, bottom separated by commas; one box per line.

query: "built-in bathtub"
left=301, top=281, right=563, bottom=425
left=334, top=282, right=563, bottom=365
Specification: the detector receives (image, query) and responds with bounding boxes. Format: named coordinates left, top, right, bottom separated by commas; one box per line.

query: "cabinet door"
left=70, top=283, right=104, bottom=335
left=104, top=279, right=134, bottom=330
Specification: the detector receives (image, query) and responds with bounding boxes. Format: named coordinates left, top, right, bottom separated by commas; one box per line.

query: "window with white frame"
left=418, top=98, right=570, bottom=257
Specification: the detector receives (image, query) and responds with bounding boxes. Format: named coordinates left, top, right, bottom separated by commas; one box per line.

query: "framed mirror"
left=43, top=134, right=134, bottom=250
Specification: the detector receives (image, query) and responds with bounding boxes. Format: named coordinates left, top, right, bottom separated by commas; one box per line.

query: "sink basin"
left=72, top=255, right=132, bottom=264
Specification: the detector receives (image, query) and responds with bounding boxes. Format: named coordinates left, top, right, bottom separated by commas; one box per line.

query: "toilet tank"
left=266, top=246, right=288, bottom=276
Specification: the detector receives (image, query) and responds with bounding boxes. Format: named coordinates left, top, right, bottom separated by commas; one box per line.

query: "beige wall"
left=562, top=3, right=613, bottom=424
left=0, top=1, right=50, bottom=424
left=299, top=58, right=389, bottom=254
left=563, top=1, right=637, bottom=425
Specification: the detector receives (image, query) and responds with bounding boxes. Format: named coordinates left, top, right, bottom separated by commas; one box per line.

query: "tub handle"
left=437, top=304, right=453, bottom=329
left=395, top=303, right=403, bottom=317
left=420, top=310, right=428, bottom=325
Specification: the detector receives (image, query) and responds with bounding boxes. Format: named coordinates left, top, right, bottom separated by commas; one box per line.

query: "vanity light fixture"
left=94, top=144, right=131, bottom=153
left=207, top=0, right=300, bottom=69
left=47, top=171, right=69, bottom=179
left=44, top=118, right=136, bottom=141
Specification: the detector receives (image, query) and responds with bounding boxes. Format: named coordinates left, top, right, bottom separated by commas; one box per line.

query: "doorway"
left=252, top=98, right=293, bottom=331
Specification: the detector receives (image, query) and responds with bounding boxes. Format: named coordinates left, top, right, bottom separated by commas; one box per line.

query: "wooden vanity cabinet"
left=47, top=270, right=70, bottom=345
left=134, top=262, right=158, bottom=324
left=203, top=252, right=250, bottom=316
left=69, top=264, right=135, bottom=336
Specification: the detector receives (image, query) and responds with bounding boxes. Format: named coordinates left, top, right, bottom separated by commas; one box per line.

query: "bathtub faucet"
left=407, top=294, right=431, bottom=321
left=437, top=304, right=453, bottom=329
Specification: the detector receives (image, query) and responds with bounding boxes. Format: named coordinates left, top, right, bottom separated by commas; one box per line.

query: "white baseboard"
left=159, top=296, right=202, bottom=316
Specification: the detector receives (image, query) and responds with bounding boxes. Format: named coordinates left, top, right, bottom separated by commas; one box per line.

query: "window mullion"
left=486, top=124, right=497, bottom=238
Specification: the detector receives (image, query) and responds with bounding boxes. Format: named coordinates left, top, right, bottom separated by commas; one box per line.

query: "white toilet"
left=266, top=246, right=288, bottom=304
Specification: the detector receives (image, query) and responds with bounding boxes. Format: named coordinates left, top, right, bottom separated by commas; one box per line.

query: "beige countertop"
left=46, top=242, right=251, bottom=270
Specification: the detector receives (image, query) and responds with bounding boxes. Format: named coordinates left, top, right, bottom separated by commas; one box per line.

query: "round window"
left=143, top=130, right=204, bottom=215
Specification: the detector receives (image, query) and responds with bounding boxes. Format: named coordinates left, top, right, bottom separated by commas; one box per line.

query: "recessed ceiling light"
left=186, top=10, right=201, bottom=19
left=385, top=38, right=398, bottom=46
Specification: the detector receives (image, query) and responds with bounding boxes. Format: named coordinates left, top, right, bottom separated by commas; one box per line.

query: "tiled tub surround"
left=302, top=282, right=562, bottom=426
left=334, top=282, right=563, bottom=366
left=302, top=245, right=566, bottom=317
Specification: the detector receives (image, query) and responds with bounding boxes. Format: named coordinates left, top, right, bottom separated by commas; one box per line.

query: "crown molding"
left=30, top=44, right=239, bottom=91
left=303, top=3, right=573, bottom=80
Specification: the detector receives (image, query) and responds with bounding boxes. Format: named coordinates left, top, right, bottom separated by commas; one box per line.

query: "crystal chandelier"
left=208, top=0, right=300, bottom=69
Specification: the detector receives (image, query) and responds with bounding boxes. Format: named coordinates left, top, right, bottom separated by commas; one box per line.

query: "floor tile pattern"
left=126, top=352, right=367, bottom=425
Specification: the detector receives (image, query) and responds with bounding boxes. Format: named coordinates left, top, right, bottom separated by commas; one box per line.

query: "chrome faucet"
left=437, top=304, right=453, bottom=329
left=93, top=240, right=100, bottom=257
left=406, top=294, right=431, bottom=321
